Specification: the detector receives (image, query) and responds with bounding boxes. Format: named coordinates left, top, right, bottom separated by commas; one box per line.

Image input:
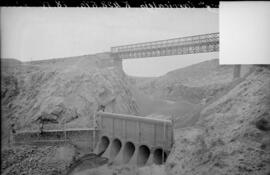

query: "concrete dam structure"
left=94, top=112, right=173, bottom=166
left=13, top=112, right=173, bottom=166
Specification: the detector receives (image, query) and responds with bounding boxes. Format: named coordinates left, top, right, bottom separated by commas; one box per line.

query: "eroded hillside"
left=1, top=54, right=140, bottom=142
left=132, top=59, right=251, bottom=104
left=166, top=65, right=270, bottom=175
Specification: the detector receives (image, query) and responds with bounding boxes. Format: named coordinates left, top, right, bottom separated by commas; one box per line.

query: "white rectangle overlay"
left=220, top=1, right=270, bottom=64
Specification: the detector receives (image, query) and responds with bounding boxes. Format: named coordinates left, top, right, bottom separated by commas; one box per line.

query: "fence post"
left=163, top=121, right=166, bottom=163
left=93, top=112, right=96, bottom=151
left=171, top=115, right=175, bottom=147
left=137, top=121, right=140, bottom=143
left=64, top=122, right=67, bottom=144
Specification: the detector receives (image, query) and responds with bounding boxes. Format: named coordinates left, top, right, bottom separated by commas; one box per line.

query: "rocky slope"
left=1, top=54, right=140, bottom=132
left=1, top=53, right=143, bottom=175
left=166, top=65, right=270, bottom=175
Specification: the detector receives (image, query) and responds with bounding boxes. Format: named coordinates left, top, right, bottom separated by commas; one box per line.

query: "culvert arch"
left=137, top=145, right=151, bottom=166
left=97, top=136, right=110, bottom=156
left=110, top=138, right=122, bottom=160
left=153, top=148, right=168, bottom=165
left=123, top=142, right=135, bottom=163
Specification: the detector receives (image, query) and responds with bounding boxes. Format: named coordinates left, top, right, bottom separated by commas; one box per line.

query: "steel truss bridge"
left=111, top=33, right=219, bottom=59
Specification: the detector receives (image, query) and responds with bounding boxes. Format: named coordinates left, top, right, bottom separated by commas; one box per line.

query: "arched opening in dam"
left=153, top=148, right=168, bottom=165
left=97, top=136, right=110, bottom=155
left=110, top=138, right=122, bottom=160
left=137, top=145, right=151, bottom=166
left=123, top=142, right=135, bottom=163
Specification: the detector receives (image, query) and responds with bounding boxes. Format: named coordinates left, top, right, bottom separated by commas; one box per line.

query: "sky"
left=1, top=8, right=219, bottom=77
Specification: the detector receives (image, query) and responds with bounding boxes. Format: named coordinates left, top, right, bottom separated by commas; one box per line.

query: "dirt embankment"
left=166, top=66, right=270, bottom=175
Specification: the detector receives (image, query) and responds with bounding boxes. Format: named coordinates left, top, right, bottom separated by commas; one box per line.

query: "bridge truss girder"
left=114, top=42, right=219, bottom=59
left=111, top=33, right=219, bottom=59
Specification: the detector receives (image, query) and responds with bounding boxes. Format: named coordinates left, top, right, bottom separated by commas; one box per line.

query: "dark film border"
left=0, top=0, right=219, bottom=8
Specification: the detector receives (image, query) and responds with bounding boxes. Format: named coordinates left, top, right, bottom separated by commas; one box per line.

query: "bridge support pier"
left=233, top=65, right=241, bottom=79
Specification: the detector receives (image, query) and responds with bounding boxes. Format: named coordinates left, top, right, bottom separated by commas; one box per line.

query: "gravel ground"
left=1, top=145, right=76, bottom=175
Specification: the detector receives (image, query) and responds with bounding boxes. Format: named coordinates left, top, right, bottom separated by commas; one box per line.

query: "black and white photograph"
left=1, top=5, right=270, bottom=175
